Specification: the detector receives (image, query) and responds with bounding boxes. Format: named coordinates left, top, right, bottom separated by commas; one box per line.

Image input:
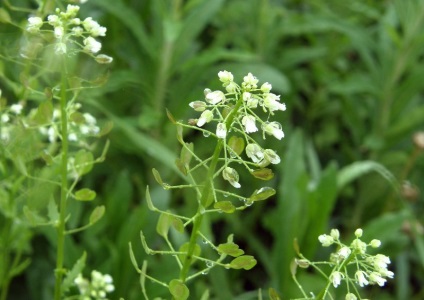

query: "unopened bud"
left=413, top=132, right=424, bottom=150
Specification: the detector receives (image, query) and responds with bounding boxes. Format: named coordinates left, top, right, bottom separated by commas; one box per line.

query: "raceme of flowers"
left=26, top=4, right=112, bottom=63
left=74, top=270, right=114, bottom=300
left=189, top=71, right=286, bottom=188
left=316, top=228, right=394, bottom=298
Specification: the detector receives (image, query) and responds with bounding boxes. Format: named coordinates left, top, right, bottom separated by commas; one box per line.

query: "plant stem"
left=179, top=94, right=244, bottom=283
left=53, top=61, right=69, bottom=300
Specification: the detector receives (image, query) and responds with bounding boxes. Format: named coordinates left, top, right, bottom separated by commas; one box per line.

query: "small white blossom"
left=330, top=229, right=340, bottom=240
left=1, top=113, right=9, bottom=123
left=216, top=123, right=227, bottom=139
left=262, top=121, right=284, bottom=140
left=355, top=228, right=363, bottom=237
left=218, top=70, right=233, bottom=83
left=54, top=26, right=64, bottom=38
left=242, top=72, right=258, bottom=90
left=372, top=254, right=391, bottom=270
left=261, top=82, right=272, bottom=93
left=318, top=234, right=334, bottom=247
left=245, top=144, right=264, bottom=163
left=369, top=272, right=386, bottom=286
left=351, top=238, right=367, bottom=254
left=54, top=42, right=67, bottom=55
left=242, top=115, right=258, bottom=133
left=370, top=239, right=382, bottom=248
left=355, top=270, right=369, bottom=287
left=83, top=36, right=102, bottom=53
left=82, top=17, right=106, bottom=37
left=337, top=246, right=351, bottom=260
left=47, top=15, right=61, bottom=27
left=95, top=54, right=113, bottom=64
left=225, top=81, right=238, bottom=93
left=205, top=90, right=225, bottom=105
left=330, top=271, right=344, bottom=288
left=263, top=93, right=286, bottom=112
left=189, top=101, right=206, bottom=112
left=27, top=17, right=43, bottom=33
left=345, top=293, right=357, bottom=300
left=10, top=104, right=23, bottom=115
left=71, top=26, right=84, bottom=36
left=222, top=167, right=241, bottom=188
left=263, top=149, right=280, bottom=164
left=197, top=110, right=213, bottom=127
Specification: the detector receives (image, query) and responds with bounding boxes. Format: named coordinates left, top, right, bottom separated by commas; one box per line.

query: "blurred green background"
left=1, top=0, right=424, bottom=299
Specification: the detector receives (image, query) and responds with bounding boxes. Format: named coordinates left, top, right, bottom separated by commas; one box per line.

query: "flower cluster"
left=189, top=71, right=286, bottom=188
left=37, top=103, right=100, bottom=144
left=316, top=228, right=394, bottom=298
left=26, top=5, right=112, bottom=63
left=74, top=271, right=114, bottom=300
left=0, top=94, right=23, bottom=142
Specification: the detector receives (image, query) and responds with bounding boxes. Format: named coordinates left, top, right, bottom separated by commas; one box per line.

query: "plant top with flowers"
left=130, top=70, right=287, bottom=299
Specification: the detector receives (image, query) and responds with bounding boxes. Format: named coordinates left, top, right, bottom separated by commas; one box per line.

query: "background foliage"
left=1, top=0, right=424, bottom=299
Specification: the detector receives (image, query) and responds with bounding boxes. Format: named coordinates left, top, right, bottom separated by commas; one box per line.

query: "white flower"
left=337, top=246, right=351, bottom=260
left=245, top=144, right=264, bottom=163
left=263, top=149, right=280, bottom=164
left=205, top=90, right=225, bottom=105
left=263, top=93, right=286, bottom=112
left=355, top=271, right=369, bottom=287
left=345, top=293, right=357, bottom=300
left=355, top=228, right=363, bottom=237
left=318, top=234, right=334, bottom=247
left=350, top=239, right=367, bottom=254
left=373, top=254, right=391, bottom=270
left=370, top=239, right=381, bottom=248
left=71, top=26, right=84, bottom=36
left=47, top=15, right=61, bottom=27
left=261, top=82, right=272, bottom=93
left=189, top=101, right=206, bottom=112
left=1, top=113, right=9, bottom=123
left=242, top=72, right=258, bottom=90
left=27, top=17, right=43, bottom=33
left=225, top=82, right=238, bottom=93
left=10, top=104, right=23, bottom=115
left=330, top=271, right=344, bottom=288
left=83, top=36, right=102, bottom=53
left=95, top=54, right=113, bottom=64
left=242, top=115, right=258, bottom=133
left=196, top=110, right=213, bottom=127
left=330, top=229, right=340, bottom=240
left=369, top=272, right=386, bottom=286
left=68, top=133, right=78, bottom=141
left=216, top=123, right=227, bottom=139
left=218, top=70, right=233, bottom=83
left=222, top=167, right=241, bottom=188
left=82, top=17, right=106, bottom=37
left=262, top=121, right=284, bottom=140
left=71, top=18, right=81, bottom=25
left=65, top=4, right=80, bottom=18
left=54, top=26, right=64, bottom=38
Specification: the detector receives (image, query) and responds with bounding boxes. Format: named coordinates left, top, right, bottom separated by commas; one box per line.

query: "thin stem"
left=179, top=94, right=244, bottom=283
left=53, top=60, right=69, bottom=300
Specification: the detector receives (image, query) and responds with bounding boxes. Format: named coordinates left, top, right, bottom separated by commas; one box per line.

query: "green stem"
left=179, top=94, right=244, bottom=283
left=53, top=61, right=69, bottom=300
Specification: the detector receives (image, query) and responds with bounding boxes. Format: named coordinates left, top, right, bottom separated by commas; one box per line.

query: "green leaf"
left=217, top=242, right=244, bottom=257
left=75, top=188, right=96, bottom=201
left=145, top=186, right=156, bottom=211
left=175, top=158, right=187, bottom=175
left=251, top=168, right=274, bottom=181
left=47, top=199, right=59, bottom=224
left=156, top=212, right=171, bottom=238
left=23, top=206, right=47, bottom=226
left=169, top=279, right=189, bottom=300
left=98, top=121, right=114, bottom=137
left=229, top=255, right=257, bottom=270
left=166, top=108, right=176, bottom=124
left=33, top=100, right=53, bottom=125
left=62, top=252, right=86, bottom=292
left=74, top=150, right=94, bottom=176
left=214, top=201, right=236, bottom=213
left=152, top=168, right=164, bottom=186
left=249, top=187, right=276, bottom=201
left=89, top=206, right=105, bottom=224
left=228, top=136, right=244, bottom=156
left=171, top=216, right=184, bottom=233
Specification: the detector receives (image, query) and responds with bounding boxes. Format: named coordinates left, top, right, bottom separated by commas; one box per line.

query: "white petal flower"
left=218, top=70, right=233, bottom=83
left=222, top=167, right=241, bottom=188
left=10, top=104, right=23, bottom=115
left=242, top=115, right=258, bottom=133
left=318, top=234, right=334, bottom=247
left=216, top=123, right=227, bottom=139
left=225, top=82, right=237, bottom=93
left=262, top=122, right=284, bottom=140
left=337, top=246, right=351, bottom=260
left=330, top=229, right=340, bottom=240
left=263, top=93, right=286, bottom=112
left=27, top=17, right=43, bottom=33
left=245, top=144, right=264, bottom=163
left=373, top=254, right=391, bottom=270
left=330, top=271, right=344, bottom=288
left=83, top=36, right=102, bottom=53
left=355, top=271, right=369, bottom=287
left=196, top=110, right=213, bottom=127
left=350, top=239, right=367, bottom=254
left=369, top=272, right=386, bottom=286
left=263, top=149, right=280, bottom=164
left=370, top=239, right=381, bottom=248
left=47, top=15, right=61, bottom=27
left=242, top=72, right=258, bottom=90
left=261, top=82, right=272, bottom=93
left=54, top=26, right=64, bottom=38
left=205, top=90, right=225, bottom=105
left=189, top=101, right=206, bottom=112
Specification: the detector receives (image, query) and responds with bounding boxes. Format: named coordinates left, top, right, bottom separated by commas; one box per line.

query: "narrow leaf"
left=89, top=206, right=105, bottom=224
left=62, top=252, right=86, bottom=292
